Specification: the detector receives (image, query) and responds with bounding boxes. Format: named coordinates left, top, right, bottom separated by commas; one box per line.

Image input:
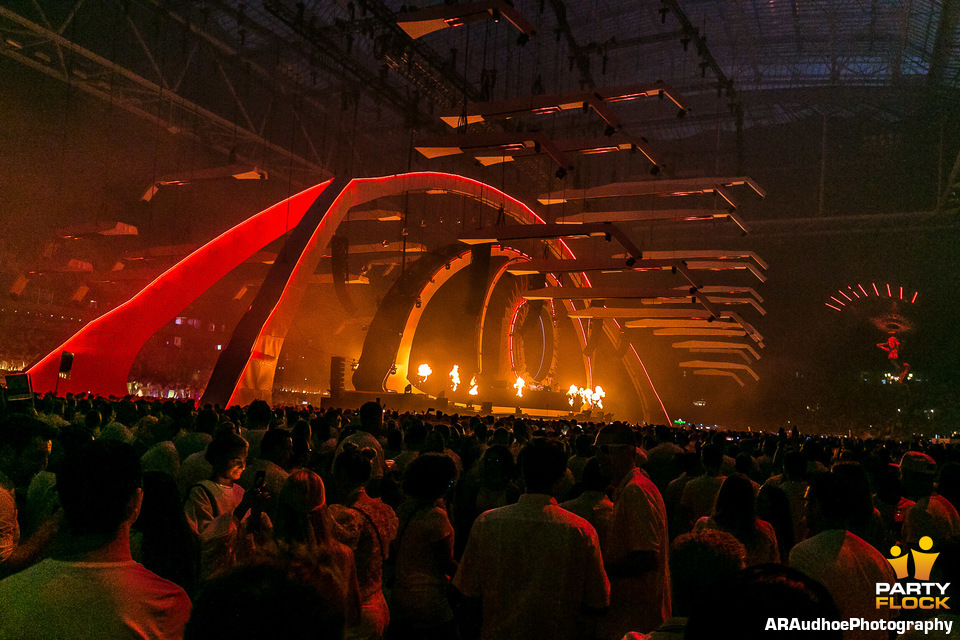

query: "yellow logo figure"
left=886, top=536, right=939, bottom=581
left=887, top=545, right=910, bottom=580
left=912, top=537, right=939, bottom=581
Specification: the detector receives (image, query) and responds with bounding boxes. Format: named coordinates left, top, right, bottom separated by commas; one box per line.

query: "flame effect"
left=567, top=384, right=607, bottom=410
left=514, top=377, right=525, bottom=398
left=468, top=376, right=478, bottom=396
left=450, top=365, right=460, bottom=391
left=417, top=363, right=432, bottom=380
left=591, top=386, right=606, bottom=410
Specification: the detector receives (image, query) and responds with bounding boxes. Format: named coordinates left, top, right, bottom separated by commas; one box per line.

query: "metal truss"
left=0, top=1, right=398, bottom=185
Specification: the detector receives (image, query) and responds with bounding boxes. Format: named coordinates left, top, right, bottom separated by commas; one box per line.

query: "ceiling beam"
left=539, top=176, right=765, bottom=204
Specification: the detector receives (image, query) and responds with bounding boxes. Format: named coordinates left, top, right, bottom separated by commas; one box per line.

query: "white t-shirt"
left=454, top=493, right=610, bottom=640
left=183, top=480, right=245, bottom=580
left=601, top=467, right=671, bottom=639
left=0, top=558, right=191, bottom=639
left=790, top=530, right=896, bottom=640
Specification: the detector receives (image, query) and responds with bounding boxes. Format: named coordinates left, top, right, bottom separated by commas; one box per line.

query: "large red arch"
left=26, top=181, right=332, bottom=397
left=27, top=172, right=668, bottom=422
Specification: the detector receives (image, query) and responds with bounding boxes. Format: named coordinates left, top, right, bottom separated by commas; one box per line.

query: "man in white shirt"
left=595, top=423, right=671, bottom=639
left=0, top=439, right=191, bottom=639
left=789, top=470, right=895, bottom=640
left=454, top=438, right=609, bottom=640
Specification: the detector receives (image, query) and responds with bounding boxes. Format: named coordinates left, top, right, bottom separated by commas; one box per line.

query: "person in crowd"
left=184, top=562, right=346, bottom=640
left=567, top=432, right=596, bottom=486
left=139, top=414, right=181, bottom=479
left=678, top=443, right=725, bottom=532
left=132, top=470, right=201, bottom=597
left=174, top=406, right=215, bottom=461
left=830, top=461, right=889, bottom=552
left=453, top=438, right=609, bottom=640
left=686, top=564, right=842, bottom=639
left=240, top=399, right=273, bottom=459
left=393, top=419, right=428, bottom=475
left=623, top=529, right=746, bottom=640
left=0, top=415, right=59, bottom=576
left=391, top=452, right=459, bottom=639
left=21, top=422, right=91, bottom=540
left=288, top=418, right=314, bottom=469
left=256, top=468, right=361, bottom=625
left=472, top=444, right=521, bottom=516
left=595, top=423, right=669, bottom=639
left=335, top=401, right=388, bottom=481
left=757, top=482, right=795, bottom=556
left=329, top=444, right=399, bottom=640
left=755, top=437, right=778, bottom=480
left=560, top=456, right=615, bottom=552
left=900, top=450, right=960, bottom=545
left=183, top=430, right=267, bottom=580
left=789, top=471, right=895, bottom=640
left=733, top=452, right=761, bottom=494
left=239, top=427, right=293, bottom=517
left=764, top=449, right=810, bottom=545
left=0, top=439, right=192, bottom=639
left=693, top=474, right=779, bottom=565
left=644, top=424, right=685, bottom=493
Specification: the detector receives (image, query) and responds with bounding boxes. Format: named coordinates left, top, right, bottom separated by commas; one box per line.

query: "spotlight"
left=445, top=263, right=451, bottom=270
left=677, top=108, right=687, bottom=119
left=625, top=256, right=637, bottom=267
left=555, top=166, right=567, bottom=180
left=415, top=297, right=422, bottom=308
left=603, top=124, right=616, bottom=137
left=516, top=32, right=530, bottom=46
left=649, top=164, right=661, bottom=176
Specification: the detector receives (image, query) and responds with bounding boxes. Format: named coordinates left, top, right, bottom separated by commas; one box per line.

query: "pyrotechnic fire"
left=514, top=377, right=525, bottom=398
left=567, top=384, right=608, bottom=410
left=450, top=365, right=460, bottom=391
left=417, top=363, right=432, bottom=380
left=468, top=376, right=478, bottom=396
left=591, top=386, right=605, bottom=410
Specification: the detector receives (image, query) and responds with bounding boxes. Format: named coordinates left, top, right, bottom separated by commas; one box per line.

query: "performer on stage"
left=877, top=335, right=910, bottom=383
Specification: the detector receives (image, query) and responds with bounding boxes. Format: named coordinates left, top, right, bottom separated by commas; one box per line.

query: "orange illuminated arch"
left=28, top=172, right=668, bottom=422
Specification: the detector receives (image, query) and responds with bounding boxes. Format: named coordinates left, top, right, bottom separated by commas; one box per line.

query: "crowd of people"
left=0, top=392, right=959, bottom=639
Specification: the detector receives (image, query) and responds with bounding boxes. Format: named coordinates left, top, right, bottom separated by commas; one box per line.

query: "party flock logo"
left=876, top=536, right=950, bottom=610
